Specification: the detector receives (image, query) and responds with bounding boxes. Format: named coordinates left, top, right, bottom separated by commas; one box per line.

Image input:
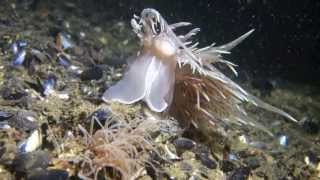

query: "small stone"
left=299, top=117, right=319, bottom=134
left=243, top=156, right=260, bottom=170
left=179, top=162, right=193, bottom=172
left=229, top=167, right=250, bottom=180
left=28, top=169, right=68, bottom=180
left=221, top=160, right=236, bottom=172
left=80, top=66, right=103, bottom=81
left=173, top=137, right=195, bottom=151
left=194, top=144, right=210, bottom=155
left=13, top=150, right=50, bottom=173
left=197, top=153, right=217, bottom=169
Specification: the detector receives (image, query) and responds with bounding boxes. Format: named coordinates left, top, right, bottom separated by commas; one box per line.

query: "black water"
left=79, top=0, right=320, bottom=85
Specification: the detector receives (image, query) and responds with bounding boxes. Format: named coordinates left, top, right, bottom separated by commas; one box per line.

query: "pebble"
left=299, top=116, right=319, bottom=134
left=196, top=153, right=217, bottom=169
left=180, top=162, right=193, bottom=172
left=28, top=169, right=69, bottom=180
left=80, top=66, right=103, bottom=81
left=173, top=137, right=196, bottom=151
left=228, top=167, right=250, bottom=180
left=243, top=156, right=260, bottom=170
left=13, top=150, right=49, bottom=173
left=221, top=160, right=236, bottom=173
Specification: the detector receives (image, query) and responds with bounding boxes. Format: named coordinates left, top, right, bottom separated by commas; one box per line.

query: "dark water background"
left=75, top=0, right=320, bottom=85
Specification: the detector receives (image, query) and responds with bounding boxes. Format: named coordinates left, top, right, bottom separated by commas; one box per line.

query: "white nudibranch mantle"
left=102, top=8, right=297, bottom=128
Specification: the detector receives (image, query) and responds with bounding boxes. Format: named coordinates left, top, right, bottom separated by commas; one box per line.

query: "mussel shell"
left=41, top=74, right=56, bottom=97
left=8, top=111, right=38, bottom=131
left=28, top=169, right=69, bottom=180
left=17, top=129, right=42, bottom=153
left=56, top=32, right=73, bottom=50
left=11, top=40, right=28, bottom=55
left=57, top=55, right=71, bottom=68
left=30, top=48, right=50, bottom=62
left=0, top=111, right=14, bottom=121
left=11, top=49, right=27, bottom=66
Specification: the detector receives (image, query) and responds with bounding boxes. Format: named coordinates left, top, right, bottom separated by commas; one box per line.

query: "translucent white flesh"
left=102, top=53, right=153, bottom=104
left=102, top=53, right=175, bottom=112
left=144, top=57, right=175, bottom=112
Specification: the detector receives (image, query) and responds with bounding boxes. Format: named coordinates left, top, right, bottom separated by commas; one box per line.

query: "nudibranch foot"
left=102, top=53, right=175, bottom=112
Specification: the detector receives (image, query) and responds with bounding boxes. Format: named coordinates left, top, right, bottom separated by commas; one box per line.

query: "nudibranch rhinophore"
left=103, top=8, right=296, bottom=133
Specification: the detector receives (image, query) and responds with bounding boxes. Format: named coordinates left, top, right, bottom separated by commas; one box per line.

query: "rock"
left=13, top=150, right=50, bottom=173
left=299, top=116, right=319, bottom=135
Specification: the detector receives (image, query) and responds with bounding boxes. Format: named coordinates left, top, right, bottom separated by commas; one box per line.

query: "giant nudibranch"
left=103, top=8, right=296, bottom=132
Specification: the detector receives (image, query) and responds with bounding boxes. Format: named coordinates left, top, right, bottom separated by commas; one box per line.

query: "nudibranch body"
left=103, top=8, right=296, bottom=130
left=103, top=9, right=182, bottom=112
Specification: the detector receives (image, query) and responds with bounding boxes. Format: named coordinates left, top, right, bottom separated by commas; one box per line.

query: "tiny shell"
left=57, top=32, right=73, bottom=50
left=55, top=91, right=70, bottom=100
left=11, top=40, right=27, bottom=55
left=164, top=144, right=180, bottom=160
left=228, top=153, right=238, bottom=161
left=11, top=42, right=19, bottom=54
left=18, top=129, right=42, bottom=153
left=17, top=40, right=27, bottom=48
left=42, top=75, right=56, bottom=96
left=238, top=135, right=248, bottom=144
left=58, top=55, right=71, bottom=68
left=0, top=111, right=13, bottom=120
left=279, top=135, right=288, bottom=147
left=11, top=49, right=26, bottom=66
